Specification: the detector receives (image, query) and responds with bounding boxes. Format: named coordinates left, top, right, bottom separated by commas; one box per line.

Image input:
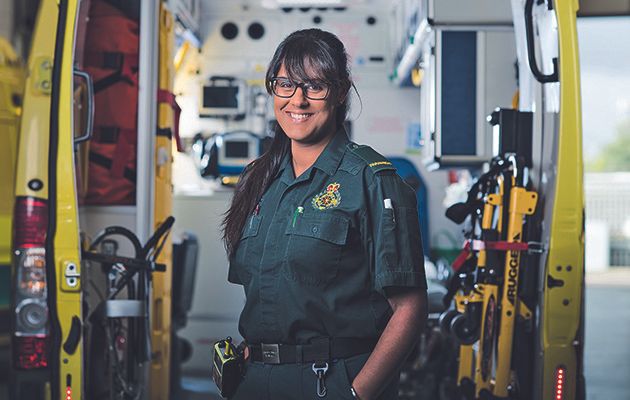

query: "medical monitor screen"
left=224, top=141, right=249, bottom=158
left=203, top=86, right=239, bottom=108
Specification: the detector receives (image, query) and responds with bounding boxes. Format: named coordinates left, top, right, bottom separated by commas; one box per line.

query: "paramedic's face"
left=272, top=64, right=337, bottom=145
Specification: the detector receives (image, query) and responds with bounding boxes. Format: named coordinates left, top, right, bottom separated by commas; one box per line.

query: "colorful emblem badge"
left=312, top=182, right=342, bottom=210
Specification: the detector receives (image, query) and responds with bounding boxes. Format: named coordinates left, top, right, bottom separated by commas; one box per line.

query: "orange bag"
left=84, top=0, right=139, bottom=205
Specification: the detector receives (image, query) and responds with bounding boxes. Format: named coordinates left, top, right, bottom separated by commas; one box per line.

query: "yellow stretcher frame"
left=454, top=290, right=474, bottom=387
left=494, top=182, right=538, bottom=397
left=454, top=184, right=501, bottom=393
left=472, top=191, right=502, bottom=396
left=453, top=166, right=539, bottom=398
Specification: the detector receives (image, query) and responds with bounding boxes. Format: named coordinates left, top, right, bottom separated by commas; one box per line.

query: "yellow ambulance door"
left=11, top=0, right=85, bottom=399
left=51, top=0, right=90, bottom=398
left=540, top=1, right=585, bottom=399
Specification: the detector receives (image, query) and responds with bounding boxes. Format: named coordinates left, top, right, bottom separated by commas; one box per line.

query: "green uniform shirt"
left=228, top=130, right=427, bottom=344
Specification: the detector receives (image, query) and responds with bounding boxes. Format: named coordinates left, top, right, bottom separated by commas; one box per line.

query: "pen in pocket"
left=384, top=198, right=396, bottom=225
left=292, top=206, right=304, bottom=227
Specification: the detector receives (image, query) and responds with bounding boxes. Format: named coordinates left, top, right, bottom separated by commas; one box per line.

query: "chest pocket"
left=283, top=214, right=349, bottom=286
left=233, top=214, right=262, bottom=285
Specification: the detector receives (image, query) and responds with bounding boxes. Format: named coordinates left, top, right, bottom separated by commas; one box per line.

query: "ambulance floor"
left=0, top=274, right=629, bottom=400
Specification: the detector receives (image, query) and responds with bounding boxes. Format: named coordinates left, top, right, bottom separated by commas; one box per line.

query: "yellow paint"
left=52, top=0, right=83, bottom=398
left=32, top=56, right=53, bottom=96
left=541, top=1, right=584, bottom=399
left=14, top=6, right=57, bottom=201
left=14, top=0, right=82, bottom=397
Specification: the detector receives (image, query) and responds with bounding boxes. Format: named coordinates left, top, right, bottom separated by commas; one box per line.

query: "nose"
left=290, top=86, right=309, bottom=107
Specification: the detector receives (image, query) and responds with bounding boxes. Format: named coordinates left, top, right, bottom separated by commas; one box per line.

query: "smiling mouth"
left=287, top=112, right=314, bottom=122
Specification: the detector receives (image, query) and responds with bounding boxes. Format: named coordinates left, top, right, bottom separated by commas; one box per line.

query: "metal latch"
left=64, top=263, right=80, bottom=288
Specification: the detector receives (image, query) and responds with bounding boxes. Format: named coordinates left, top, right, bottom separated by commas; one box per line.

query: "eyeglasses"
left=270, top=77, right=330, bottom=100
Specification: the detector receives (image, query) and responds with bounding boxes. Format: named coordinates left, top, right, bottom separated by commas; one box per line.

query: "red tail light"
left=13, top=336, right=49, bottom=369
left=14, top=196, right=48, bottom=248
left=12, top=196, right=50, bottom=369
left=555, top=366, right=566, bottom=400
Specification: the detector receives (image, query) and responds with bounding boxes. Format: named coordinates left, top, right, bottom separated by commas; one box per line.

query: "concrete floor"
left=1, top=271, right=629, bottom=399
left=584, top=269, right=630, bottom=400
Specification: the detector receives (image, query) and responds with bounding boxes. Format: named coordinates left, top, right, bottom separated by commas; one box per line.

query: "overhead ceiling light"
left=261, top=0, right=347, bottom=9
left=277, top=0, right=344, bottom=4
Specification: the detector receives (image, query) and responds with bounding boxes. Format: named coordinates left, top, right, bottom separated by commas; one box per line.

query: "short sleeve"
left=364, top=171, right=427, bottom=295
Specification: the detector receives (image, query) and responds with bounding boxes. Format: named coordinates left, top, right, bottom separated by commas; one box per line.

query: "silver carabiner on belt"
left=312, top=362, right=329, bottom=398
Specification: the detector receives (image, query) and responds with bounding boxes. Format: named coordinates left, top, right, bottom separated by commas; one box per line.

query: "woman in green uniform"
left=223, top=28, right=428, bottom=400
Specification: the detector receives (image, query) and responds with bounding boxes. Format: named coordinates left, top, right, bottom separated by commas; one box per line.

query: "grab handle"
left=73, top=68, right=95, bottom=144
left=524, top=0, right=559, bottom=83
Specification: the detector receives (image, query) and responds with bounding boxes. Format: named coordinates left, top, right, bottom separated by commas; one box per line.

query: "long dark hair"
left=222, top=28, right=354, bottom=257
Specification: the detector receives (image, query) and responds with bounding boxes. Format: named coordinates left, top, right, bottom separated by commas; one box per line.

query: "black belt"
left=249, top=337, right=377, bottom=364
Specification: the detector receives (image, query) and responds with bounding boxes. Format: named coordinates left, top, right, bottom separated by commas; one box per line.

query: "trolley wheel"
left=458, top=378, right=475, bottom=400
left=450, top=314, right=480, bottom=345
left=439, top=310, right=460, bottom=335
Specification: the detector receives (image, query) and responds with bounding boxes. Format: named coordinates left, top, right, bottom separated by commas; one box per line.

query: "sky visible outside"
left=577, top=17, right=630, bottom=163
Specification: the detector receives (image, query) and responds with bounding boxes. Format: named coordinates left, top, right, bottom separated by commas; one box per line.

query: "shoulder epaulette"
left=347, top=143, right=396, bottom=173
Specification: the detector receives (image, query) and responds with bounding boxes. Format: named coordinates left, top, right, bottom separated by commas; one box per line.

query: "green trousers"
left=230, top=353, right=399, bottom=400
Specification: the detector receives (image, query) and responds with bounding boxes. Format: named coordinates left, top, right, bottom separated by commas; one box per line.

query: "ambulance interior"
left=1, top=0, right=630, bottom=399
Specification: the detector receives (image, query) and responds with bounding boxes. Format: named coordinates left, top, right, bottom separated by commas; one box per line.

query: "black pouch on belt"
left=211, top=337, right=244, bottom=398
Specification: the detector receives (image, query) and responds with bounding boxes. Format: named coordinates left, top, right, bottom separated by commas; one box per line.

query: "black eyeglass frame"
left=269, top=77, right=332, bottom=100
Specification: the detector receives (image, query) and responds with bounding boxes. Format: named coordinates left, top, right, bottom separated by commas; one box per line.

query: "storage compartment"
left=420, top=28, right=517, bottom=167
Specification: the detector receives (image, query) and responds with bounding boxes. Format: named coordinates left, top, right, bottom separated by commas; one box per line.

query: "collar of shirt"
left=275, top=128, right=350, bottom=184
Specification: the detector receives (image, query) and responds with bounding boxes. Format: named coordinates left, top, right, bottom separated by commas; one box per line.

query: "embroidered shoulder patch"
left=347, top=143, right=396, bottom=173
left=312, top=182, right=342, bottom=210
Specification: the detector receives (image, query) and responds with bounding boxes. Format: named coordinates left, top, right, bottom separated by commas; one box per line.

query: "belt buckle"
left=261, top=343, right=280, bottom=364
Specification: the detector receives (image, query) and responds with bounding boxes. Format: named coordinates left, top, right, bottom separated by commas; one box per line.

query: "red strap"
left=157, top=89, right=183, bottom=152
left=451, top=241, right=471, bottom=272
left=452, top=239, right=538, bottom=271
left=471, top=240, right=530, bottom=252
